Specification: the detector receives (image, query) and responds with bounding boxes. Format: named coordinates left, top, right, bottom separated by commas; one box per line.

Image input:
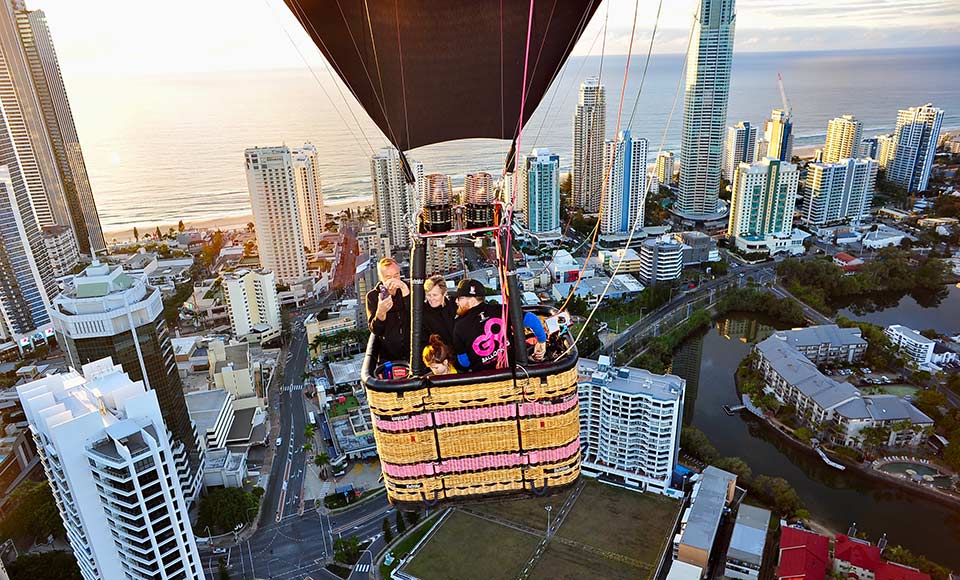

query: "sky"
left=31, top=0, right=960, bottom=77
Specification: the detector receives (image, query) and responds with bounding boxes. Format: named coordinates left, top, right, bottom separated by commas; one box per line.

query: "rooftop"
left=680, top=465, right=736, bottom=552
left=777, top=527, right=830, bottom=580
left=727, top=505, right=770, bottom=564
left=756, top=338, right=860, bottom=409
left=875, top=562, right=931, bottom=580
left=578, top=357, right=683, bottom=402
left=329, top=354, right=365, bottom=386
left=771, top=325, right=866, bottom=349
left=834, top=535, right=882, bottom=571
left=184, top=389, right=231, bottom=434
left=887, top=325, right=935, bottom=345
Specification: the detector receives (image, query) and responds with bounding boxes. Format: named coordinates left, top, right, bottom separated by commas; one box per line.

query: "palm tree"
left=303, top=442, right=313, bottom=453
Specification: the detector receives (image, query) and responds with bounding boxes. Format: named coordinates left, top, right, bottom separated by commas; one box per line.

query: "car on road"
left=276, top=437, right=282, bottom=447
left=212, top=547, right=226, bottom=555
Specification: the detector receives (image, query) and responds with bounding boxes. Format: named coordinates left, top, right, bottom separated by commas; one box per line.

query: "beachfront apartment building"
left=656, top=151, right=675, bottom=187
left=822, top=115, right=864, bottom=164
left=601, top=131, right=647, bottom=236
left=723, top=122, right=758, bottom=180
left=728, top=158, right=807, bottom=256
left=17, top=359, right=204, bottom=580
left=292, top=143, right=324, bottom=253
left=245, top=146, right=308, bottom=283
left=884, top=324, right=935, bottom=369
left=370, top=147, right=423, bottom=250
left=754, top=328, right=932, bottom=447
left=676, top=0, right=736, bottom=218
left=887, top=104, right=943, bottom=193
left=41, top=224, right=79, bottom=277
left=763, top=109, right=793, bottom=162
left=523, top=148, right=561, bottom=236
left=572, top=77, right=606, bottom=212
left=577, top=356, right=684, bottom=496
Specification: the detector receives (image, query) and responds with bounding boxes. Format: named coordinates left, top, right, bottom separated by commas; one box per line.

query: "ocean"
left=65, top=46, right=960, bottom=232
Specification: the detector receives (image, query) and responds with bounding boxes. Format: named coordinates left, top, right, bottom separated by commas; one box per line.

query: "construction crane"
left=777, top=72, right=792, bottom=118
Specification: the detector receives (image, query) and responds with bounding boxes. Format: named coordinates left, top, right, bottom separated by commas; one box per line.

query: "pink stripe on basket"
left=380, top=439, right=581, bottom=479
left=519, top=395, right=578, bottom=417
left=373, top=413, right=434, bottom=432
left=433, top=403, right=516, bottom=426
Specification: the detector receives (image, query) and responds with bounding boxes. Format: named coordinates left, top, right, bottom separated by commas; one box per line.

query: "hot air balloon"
left=285, top=0, right=596, bottom=507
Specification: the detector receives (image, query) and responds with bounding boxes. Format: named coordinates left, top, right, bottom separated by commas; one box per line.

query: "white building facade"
left=572, top=77, right=606, bottom=212
left=524, top=148, right=561, bottom=235
left=371, top=147, right=423, bottom=250
left=17, top=359, right=204, bottom=580
left=676, top=0, right=736, bottom=217
left=223, top=268, right=281, bottom=344
left=41, top=224, right=79, bottom=277
left=244, top=146, right=308, bottom=283
left=801, top=158, right=877, bottom=227
left=292, top=143, right=324, bottom=253
left=884, top=324, right=935, bottom=369
left=578, top=356, right=684, bottom=496
left=728, top=158, right=805, bottom=255
left=638, top=235, right=684, bottom=285
left=602, top=130, right=647, bottom=235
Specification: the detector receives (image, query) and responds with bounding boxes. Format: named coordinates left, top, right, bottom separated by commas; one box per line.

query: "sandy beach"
left=103, top=199, right=373, bottom=243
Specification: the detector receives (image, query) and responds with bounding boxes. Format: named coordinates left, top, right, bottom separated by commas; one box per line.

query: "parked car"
left=276, top=437, right=282, bottom=447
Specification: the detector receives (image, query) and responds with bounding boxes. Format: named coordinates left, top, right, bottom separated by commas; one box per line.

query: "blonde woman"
left=422, top=274, right=457, bottom=345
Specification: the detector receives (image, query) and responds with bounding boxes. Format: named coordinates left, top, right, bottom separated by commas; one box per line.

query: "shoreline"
left=103, top=199, right=372, bottom=244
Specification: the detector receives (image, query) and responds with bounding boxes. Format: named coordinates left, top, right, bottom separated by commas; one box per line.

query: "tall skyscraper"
left=223, top=268, right=281, bottom=344
left=601, top=130, right=647, bottom=235
left=245, top=146, right=308, bottom=283
left=370, top=147, right=422, bottom=250
left=654, top=151, right=675, bottom=186
left=728, top=158, right=799, bottom=240
left=292, top=143, right=324, bottom=253
left=723, top=122, right=758, bottom=180
left=11, top=2, right=104, bottom=253
left=523, top=148, right=561, bottom=235
left=801, top=158, right=877, bottom=227
left=763, top=109, right=793, bottom=161
left=572, top=77, right=606, bottom=212
left=0, top=106, right=56, bottom=343
left=17, top=359, right=204, bottom=580
left=888, top=103, right=943, bottom=192
left=677, top=0, right=737, bottom=217
left=49, top=261, right=202, bottom=503
left=822, top=114, right=863, bottom=164
left=0, top=0, right=71, bottom=234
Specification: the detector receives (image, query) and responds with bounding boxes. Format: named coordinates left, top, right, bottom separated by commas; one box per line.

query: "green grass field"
left=403, top=510, right=540, bottom=580
left=470, top=488, right=576, bottom=532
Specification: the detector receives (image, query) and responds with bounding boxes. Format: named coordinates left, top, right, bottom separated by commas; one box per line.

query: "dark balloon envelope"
left=285, top=0, right=601, bottom=151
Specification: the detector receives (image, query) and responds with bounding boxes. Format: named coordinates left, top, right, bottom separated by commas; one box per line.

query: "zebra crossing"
left=283, top=384, right=304, bottom=393
left=353, top=563, right=370, bottom=573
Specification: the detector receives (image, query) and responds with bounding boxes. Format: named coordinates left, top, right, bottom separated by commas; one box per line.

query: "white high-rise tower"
left=723, top=122, right=758, bottom=180
left=888, top=103, right=943, bottom=193
left=245, top=146, right=308, bottom=283
left=370, top=147, right=422, bottom=250
left=572, top=77, right=606, bottom=212
left=601, top=131, right=647, bottom=236
left=292, top=143, right=324, bottom=253
left=17, top=359, right=204, bottom=580
left=822, top=114, right=863, bottom=164
left=676, top=0, right=737, bottom=218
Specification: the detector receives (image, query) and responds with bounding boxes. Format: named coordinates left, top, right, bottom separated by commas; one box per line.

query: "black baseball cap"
left=456, top=279, right=486, bottom=299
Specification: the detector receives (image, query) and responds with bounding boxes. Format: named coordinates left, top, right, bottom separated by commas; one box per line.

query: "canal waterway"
left=837, top=284, right=960, bottom=335
left=672, top=310, right=960, bottom=568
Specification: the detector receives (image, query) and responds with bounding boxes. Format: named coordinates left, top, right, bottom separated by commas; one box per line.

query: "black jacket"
left=422, top=298, right=457, bottom=346
left=452, top=302, right=508, bottom=372
left=366, top=284, right=410, bottom=364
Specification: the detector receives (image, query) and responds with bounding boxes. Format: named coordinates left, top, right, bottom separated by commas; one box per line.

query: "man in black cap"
left=452, top=279, right=547, bottom=372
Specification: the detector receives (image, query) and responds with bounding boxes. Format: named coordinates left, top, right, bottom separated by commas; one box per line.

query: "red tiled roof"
left=835, top=535, right=883, bottom=571
left=834, top=252, right=856, bottom=263
left=777, top=528, right=830, bottom=580
left=876, top=562, right=931, bottom=580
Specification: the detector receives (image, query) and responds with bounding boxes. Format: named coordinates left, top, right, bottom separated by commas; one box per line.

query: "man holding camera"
left=365, top=258, right=410, bottom=365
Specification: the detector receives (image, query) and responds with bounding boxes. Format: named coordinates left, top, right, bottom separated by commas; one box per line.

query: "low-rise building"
left=578, top=356, right=684, bottom=496
left=306, top=313, right=358, bottom=356
left=776, top=527, right=830, bottom=580
left=862, top=225, right=912, bottom=249
left=884, top=325, right=935, bottom=369
left=209, top=339, right=263, bottom=408
left=771, top=325, right=867, bottom=365
left=639, top=235, right=684, bottom=285
left=674, top=466, right=737, bottom=577
left=833, top=252, right=864, bottom=272
left=834, top=534, right=882, bottom=580
left=184, top=389, right=235, bottom=451
left=41, top=225, right=80, bottom=277
left=674, top=231, right=720, bottom=265
left=667, top=560, right=704, bottom=580
left=600, top=248, right=643, bottom=275
left=724, top=504, right=771, bottom=580
left=550, top=274, right=644, bottom=307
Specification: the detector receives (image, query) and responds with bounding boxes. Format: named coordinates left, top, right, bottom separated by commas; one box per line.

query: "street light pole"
left=545, top=505, right=553, bottom=537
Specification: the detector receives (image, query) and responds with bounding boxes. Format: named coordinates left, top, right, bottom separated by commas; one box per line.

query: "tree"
left=0, top=480, right=65, bottom=542
left=333, top=535, right=362, bottom=564
left=303, top=442, right=313, bottom=453
left=6, top=551, right=82, bottom=580
left=713, top=457, right=752, bottom=482
left=395, top=510, right=407, bottom=535
left=382, top=517, right=393, bottom=543
left=133, top=226, right=139, bottom=241
left=196, top=487, right=260, bottom=534
left=913, top=389, right=947, bottom=419
left=316, top=452, right=330, bottom=467
left=178, top=219, right=186, bottom=232
left=246, top=222, right=255, bottom=233
left=304, top=425, right=316, bottom=439
left=155, top=226, right=162, bottom=240
left=752, top=475, right=803, bottom=517
left=680, top=426, right=718, bottom=463
left=404, top=511, right=420, bottom=527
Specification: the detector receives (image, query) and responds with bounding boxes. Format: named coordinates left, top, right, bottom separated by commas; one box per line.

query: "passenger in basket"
left=452, top=279, right=547, bottom=372
left=422, top=274, right=457, bottom=346
left=422, top=334, right=457, bottom=375
left=365, top=258, right=410, bottom=365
